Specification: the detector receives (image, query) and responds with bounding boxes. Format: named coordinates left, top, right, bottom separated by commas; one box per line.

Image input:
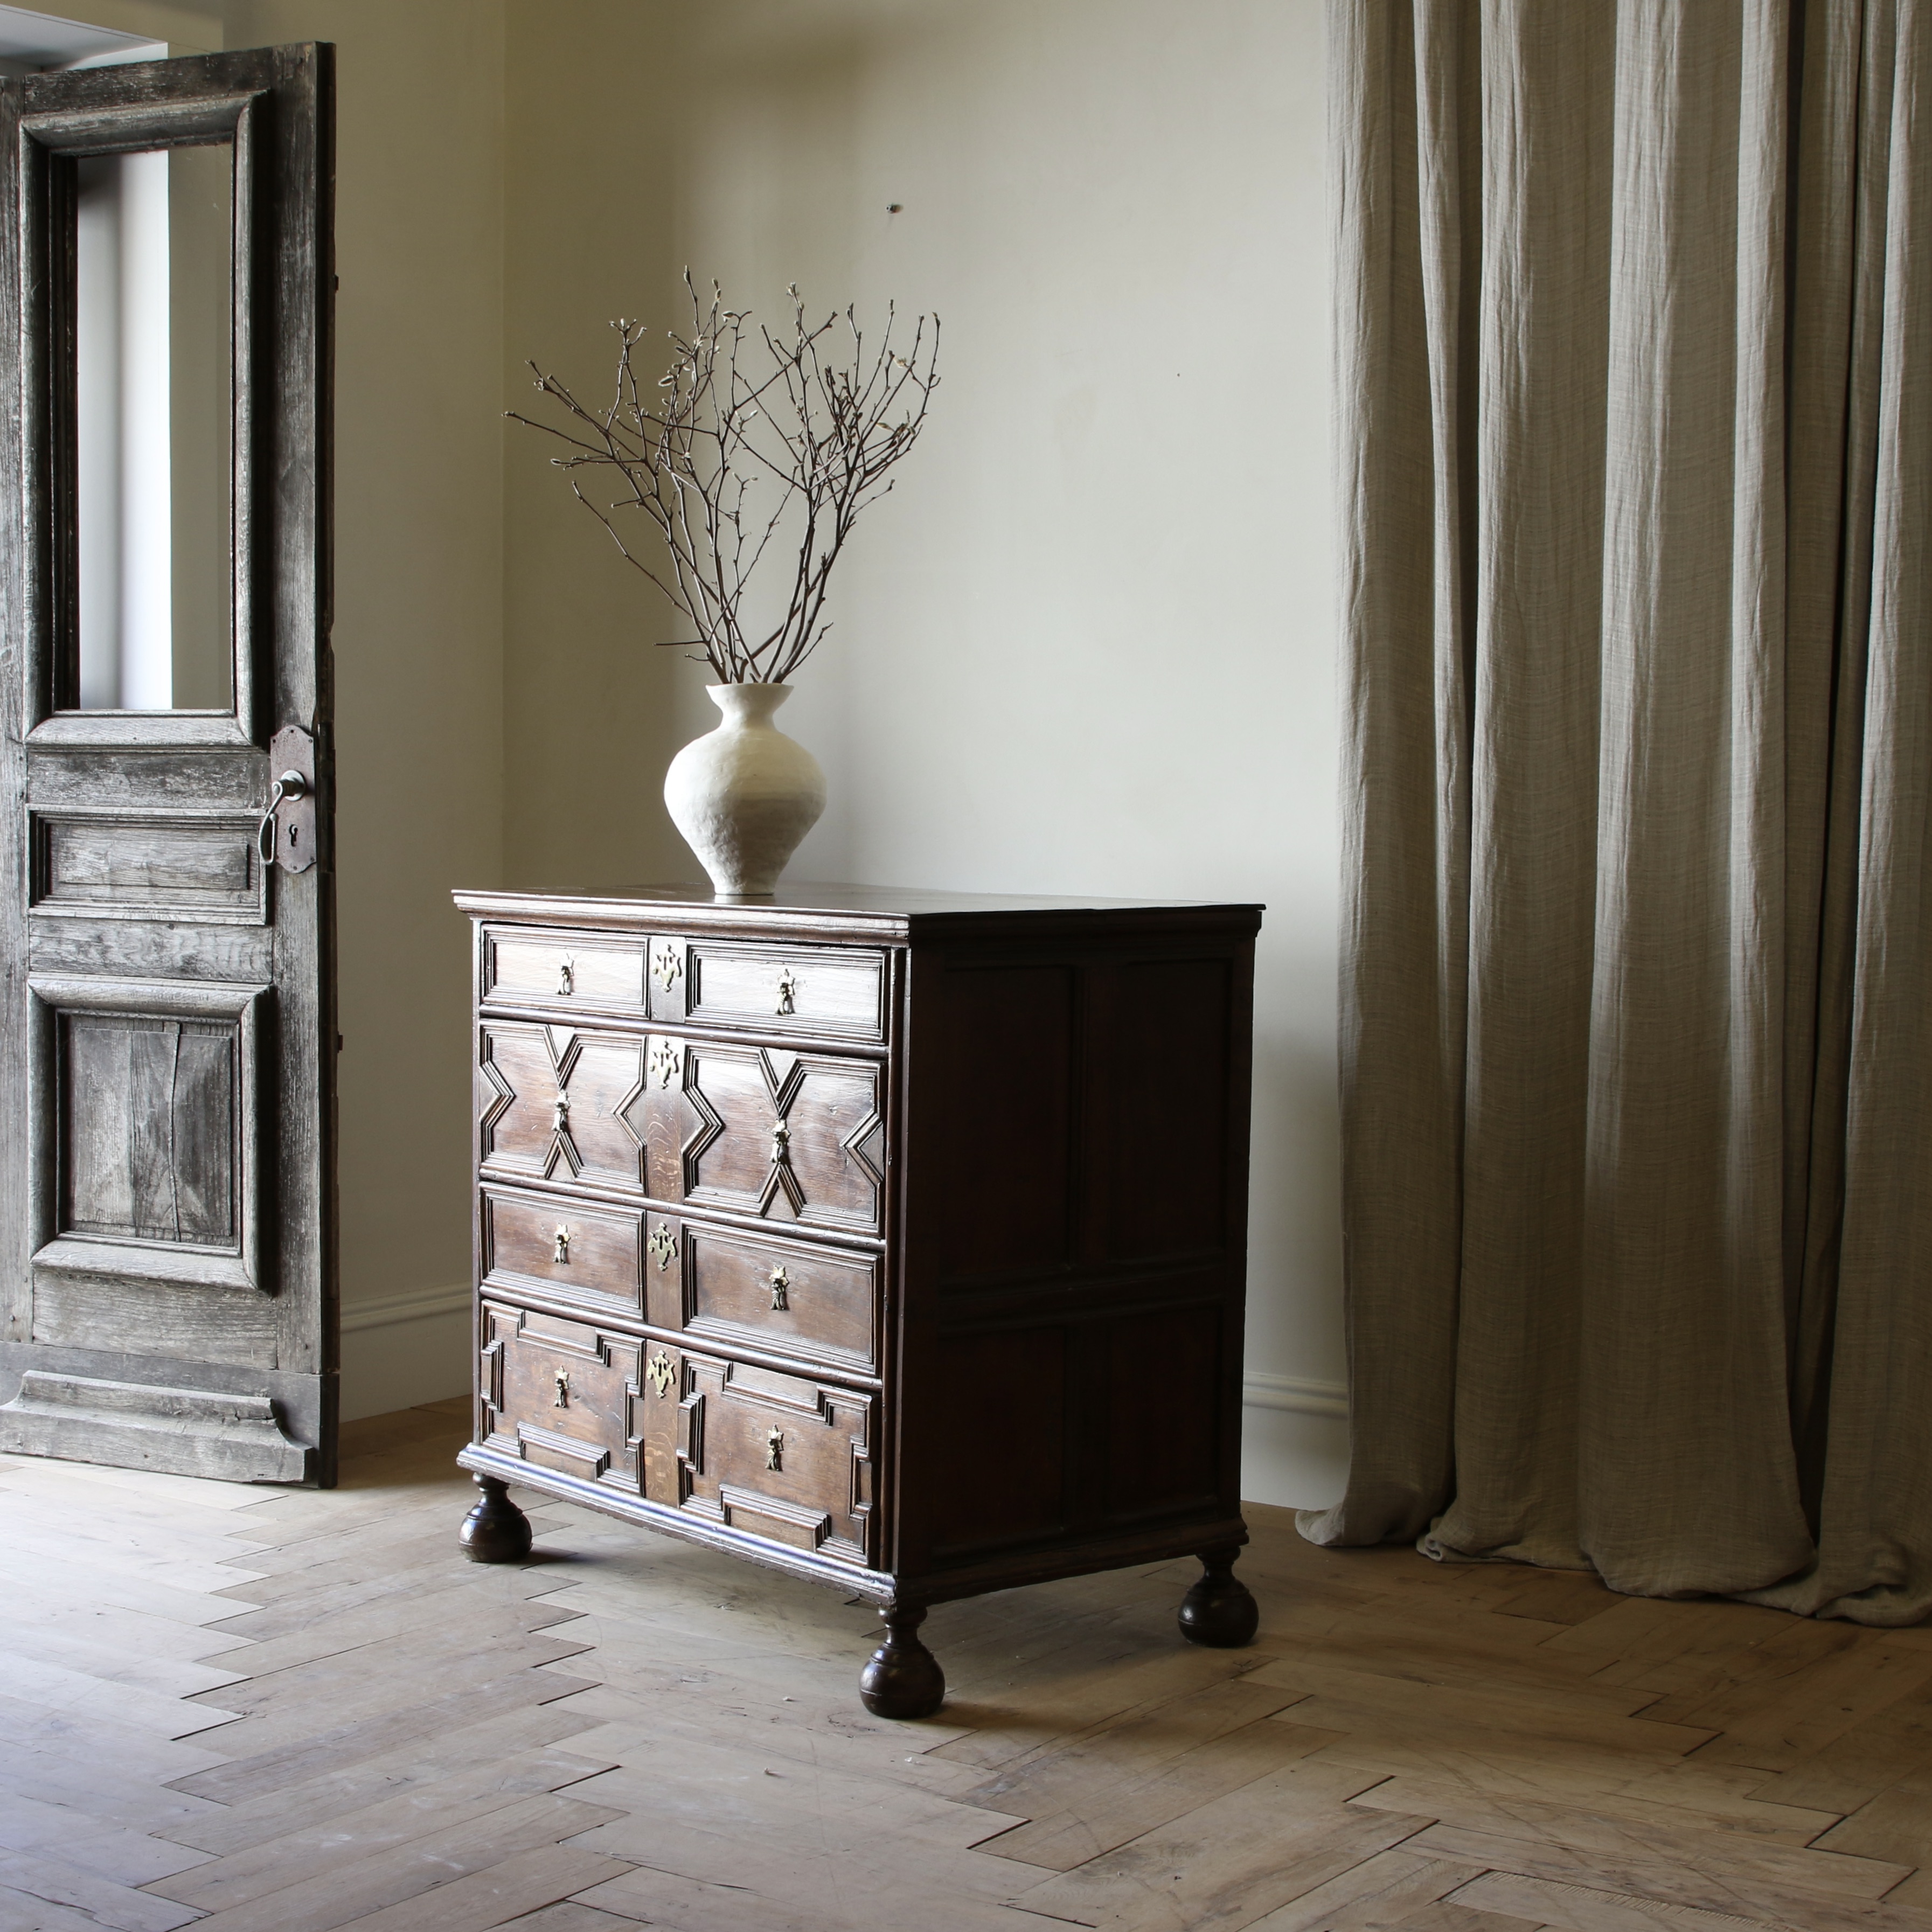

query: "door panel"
left=0, top=46, right=336, bottom=1484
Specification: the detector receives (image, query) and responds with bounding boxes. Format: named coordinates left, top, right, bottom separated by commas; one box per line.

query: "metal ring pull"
left=256, top=769, right=308, bottom=864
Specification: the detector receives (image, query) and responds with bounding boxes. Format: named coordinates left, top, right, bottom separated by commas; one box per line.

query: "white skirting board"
left=1240, top=1371, right=1350, bottom=1513
left=337, top=1284, right=1353, bottom=1505
left=339, top=1282, right=472, bottom=1422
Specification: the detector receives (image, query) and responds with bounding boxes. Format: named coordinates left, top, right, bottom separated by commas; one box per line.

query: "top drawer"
left=669, top=939, right=887, bottom=1044
left=483, top=927, right=647, bottom=1016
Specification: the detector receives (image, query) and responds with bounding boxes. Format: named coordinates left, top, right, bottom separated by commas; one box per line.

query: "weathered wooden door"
left=0, top=47, right=337, bottom=1483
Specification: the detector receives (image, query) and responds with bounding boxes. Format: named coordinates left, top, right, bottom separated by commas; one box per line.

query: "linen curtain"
left=1303, top=0, right=1932, bottom=1624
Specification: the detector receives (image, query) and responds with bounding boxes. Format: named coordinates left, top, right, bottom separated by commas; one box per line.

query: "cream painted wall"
left=213, top=0, right=509, bottom=1414
left=498, top=0, right=1346, bottom=1505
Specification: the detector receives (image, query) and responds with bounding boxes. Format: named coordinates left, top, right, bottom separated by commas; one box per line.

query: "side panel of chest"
left=894, top=936, right=1255, bottom=1583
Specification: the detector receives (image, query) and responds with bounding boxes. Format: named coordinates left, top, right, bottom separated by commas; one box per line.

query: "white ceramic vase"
left=664, top=683, right=826, bottom=898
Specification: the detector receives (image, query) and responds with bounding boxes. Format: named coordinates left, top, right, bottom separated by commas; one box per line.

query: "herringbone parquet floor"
left=2, top=1399, right=1930, bottom=1931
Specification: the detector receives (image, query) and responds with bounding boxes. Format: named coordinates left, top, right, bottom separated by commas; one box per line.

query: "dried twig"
left=510, top=274, right=941, bottom=683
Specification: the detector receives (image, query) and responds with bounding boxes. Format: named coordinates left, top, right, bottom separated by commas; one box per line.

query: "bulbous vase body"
left=664, top=683, right=826, bottom=898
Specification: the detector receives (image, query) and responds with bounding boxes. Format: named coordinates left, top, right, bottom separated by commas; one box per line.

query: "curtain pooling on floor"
left=1306, top=0, right=1932, bottom=1625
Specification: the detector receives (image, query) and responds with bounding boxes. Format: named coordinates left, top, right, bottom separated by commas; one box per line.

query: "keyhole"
left=288, top=824, right=299, bottom=846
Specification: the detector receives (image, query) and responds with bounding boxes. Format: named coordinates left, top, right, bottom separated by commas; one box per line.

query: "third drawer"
left=483, top=1186, right=879, bottom=1377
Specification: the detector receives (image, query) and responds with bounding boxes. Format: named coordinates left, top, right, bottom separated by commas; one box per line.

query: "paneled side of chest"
left=465, top=915, right=901, bottom=1584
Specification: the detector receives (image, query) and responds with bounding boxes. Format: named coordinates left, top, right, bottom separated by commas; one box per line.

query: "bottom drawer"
left=665, top=1352, right=877, bottom=1569
left=479, top=1302, right=645, bottom=1492
left=478, top=1304, right=877, bottom=1568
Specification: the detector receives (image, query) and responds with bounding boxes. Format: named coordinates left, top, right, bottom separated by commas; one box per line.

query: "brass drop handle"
left=775, top=969, right=797, bottom=1016
left=551, top=1093, right=570, bottom=1133
left=553, top=1368, right=570, bottom=1408
left=769, top=1121, right=790, bottom=1165
left=557, top=958, right=575, bottom=996
left=766, top=1427, right=784, bottom=1471
left=553, top=1224, right=571, bottom=1264
left=769, top=1266, right=789, bottom=1312
left=256, top=770, right=307, bottom=864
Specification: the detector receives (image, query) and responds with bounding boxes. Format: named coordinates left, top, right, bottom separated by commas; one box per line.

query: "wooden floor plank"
left=328, top=1844, right=637, bottom=1930
left=165, top=1663, right=602, bottom=1804
left=1002, top=1762, right=1434, bottom=1930
left=1238, top=1849, right=1498, bottom=1930
left=0, top=1845, right=203, bottom=1932
left=170, top=1705, right=618, bottom=1856
left=148, top=1750, right=620, bottom=1910
left=1405, top=1819, right=1909, bottom=1928
left=173, top=1794, right=624, bottom=1932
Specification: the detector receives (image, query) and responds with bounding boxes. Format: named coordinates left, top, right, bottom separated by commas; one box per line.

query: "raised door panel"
left=653, top=1348, right=875, bottom=1566
left=30, top=975, right=261, bottom=1296
left=479, top=1301, right=643, bottom=1491
left=640, top=1040, right=884, bottom=1236
left=32, top=814, right=265, bottom=921
left=477, top=1020, right=645, bottom=1195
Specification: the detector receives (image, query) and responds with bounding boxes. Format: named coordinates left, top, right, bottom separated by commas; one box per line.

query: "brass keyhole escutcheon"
left=766, top=1427, right=784, bottom=1471
left=775, top=969, right=797, bottom=1016
left=652, top=946, right=683, bottom=994
left=648, top=1223, right=678, bottom=1272
left=558, top=958, right=574, bottom=996
left=768, top=1266, right=789, bottom=1312
left=647, top=1350, right=675, bottom=1399
left=553, top=1224, right=571, bottom=1264
left=649, top=1038, right=682, bottom=1089
left=551, top=1092, right=570, bottom=1134
left=553, top=1368, right=570, bottom=1408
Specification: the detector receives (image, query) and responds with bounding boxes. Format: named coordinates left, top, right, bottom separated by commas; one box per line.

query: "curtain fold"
left=1308, top=0, right=1932, bottom=1625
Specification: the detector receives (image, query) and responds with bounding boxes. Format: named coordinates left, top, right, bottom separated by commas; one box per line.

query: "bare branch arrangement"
left=510, top=274, right=941, bottom=684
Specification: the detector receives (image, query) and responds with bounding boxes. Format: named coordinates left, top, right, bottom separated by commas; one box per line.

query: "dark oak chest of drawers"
left=453, top=882, right=1264, bottom=1715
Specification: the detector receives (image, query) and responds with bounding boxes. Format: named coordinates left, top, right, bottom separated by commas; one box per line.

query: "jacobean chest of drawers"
left=453, top=883, right=1264, bottom=1716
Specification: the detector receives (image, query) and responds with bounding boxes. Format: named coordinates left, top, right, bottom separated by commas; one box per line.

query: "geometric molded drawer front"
left=683, top=941, right=886, bottom=1043
left=681, top=1220, right=878, bottom=1374
left=636, top=1041, right=884, bottom=1236
left=650, top=1349, right=874, bottom=1567
left=479, top=1302, right=643, bottom=1491
left=483, top=925, right=648, bottom=1015
left=480, top=1187, right=644, bottom=1317
left=477, top=1020, right=645, bottom=1195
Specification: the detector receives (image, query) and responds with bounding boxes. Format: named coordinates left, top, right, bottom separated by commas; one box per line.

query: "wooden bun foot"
left=1178, top=1546, right=1258, bottom=1648
left=859, top=1604, right=946, bottom=1719
left=458, top=1473, right=533, bottom=1563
